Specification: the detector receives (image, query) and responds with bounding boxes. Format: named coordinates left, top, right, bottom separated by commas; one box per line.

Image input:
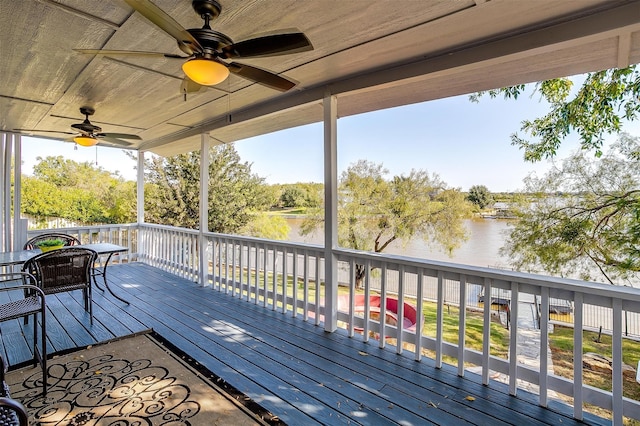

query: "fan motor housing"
left=187, top=29, right=233, bottom=52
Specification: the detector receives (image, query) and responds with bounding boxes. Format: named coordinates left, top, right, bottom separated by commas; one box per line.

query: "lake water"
left=285, top=217, right=513, bottom=268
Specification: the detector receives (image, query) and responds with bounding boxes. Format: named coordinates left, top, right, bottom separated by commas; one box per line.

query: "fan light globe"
left=182, top=58, right=229, bottom=86
left=74, top=136, right=98, bottom=147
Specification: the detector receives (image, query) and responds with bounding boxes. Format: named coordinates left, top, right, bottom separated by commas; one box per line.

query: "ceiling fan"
left=75, top=0, right=314, bottom=93
left=15, top=107, right=142, bottom=147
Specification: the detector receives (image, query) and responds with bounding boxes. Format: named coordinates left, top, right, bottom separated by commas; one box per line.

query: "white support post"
left=323, top=92, right=338, bottom=332
left=12, top=134, right=22, bottom=250
left=137, top=151, right=145, bottom=223
left=0, top=133, right=5, bottom=251
left=198, top=133, right=210, bottom=287
left=3, top=133, right=13, bottom=251
left=136, top=151, right=145, bottom=262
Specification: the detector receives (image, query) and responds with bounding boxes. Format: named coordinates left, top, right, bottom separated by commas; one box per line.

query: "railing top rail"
left=138, top=223, right=325, bottom=254
left=139, top=223, right=200, bottom=235
left=27, top=223, right=138, bottom=234
left=207, top=232, right=324, bottom=253
left=333, top=247, right=640, bottom=304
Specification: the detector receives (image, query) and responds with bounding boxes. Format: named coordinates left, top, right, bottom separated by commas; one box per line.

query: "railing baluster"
left=457, top=274, right=467, bottom=376
left=348, top=258, right=355, bottom=337
left=237, top=242, right=243, bottom=298
left=303, top=252, right=309, bottom=320
left=252, top=245, right=258, bottom=303
left=397, top=265, right=405, bottom=354
left=612, top=298, right=623, bottom=425
left=271, top=247, right=277, bottom=310
left=482, top=277, right=492, bottom=385
left=509, top=281, right=519, bottom=396
left=364, top=260, right=371, bottom=343
left=281, top=249, right=287, bottom=314
left=435, top=271, right=444, bottom=368
left=263, top=245, right=269, bottom=308
left=314, top=255, right=320, bottom=326
left=573, top=292, right=584, bottom=421
left=292, top=249, right=298, bottom=318
left=540, top=286, right=549, bottom=407
left=379, top=263, right=387, bottom=347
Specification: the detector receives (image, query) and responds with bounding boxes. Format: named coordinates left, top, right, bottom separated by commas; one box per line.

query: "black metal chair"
left=0, top=353, right=30, bottom=425
left=23, top=233, right=80, bottom=251
left=0, top=396, right=28, bottom=426
left=22, top=248, right=97, bottom=324
left=0, top=272, right=46, bottom=399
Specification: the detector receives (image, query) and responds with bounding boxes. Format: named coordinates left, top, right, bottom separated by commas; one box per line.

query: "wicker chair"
left=22, top=248, right=97, bottom=324
left=23, top=233, right=80, bottom=251
left=0, top=272, right=47, bottom=399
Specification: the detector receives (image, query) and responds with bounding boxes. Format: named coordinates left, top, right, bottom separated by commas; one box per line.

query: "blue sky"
left=21, top=81, right=638, bottom=192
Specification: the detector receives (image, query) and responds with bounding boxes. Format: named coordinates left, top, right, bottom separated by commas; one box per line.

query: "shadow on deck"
left=0, top=263, right=609, bottom=425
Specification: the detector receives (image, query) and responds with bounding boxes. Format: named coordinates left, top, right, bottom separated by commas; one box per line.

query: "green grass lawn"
left=549, top=325, right=640, bottom=425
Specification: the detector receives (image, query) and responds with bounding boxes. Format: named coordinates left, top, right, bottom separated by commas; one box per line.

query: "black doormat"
left=6, top=330, right=285, bottom=425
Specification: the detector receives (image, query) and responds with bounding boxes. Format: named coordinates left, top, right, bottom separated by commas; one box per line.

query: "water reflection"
left=285, top=217, right=513, bottom=268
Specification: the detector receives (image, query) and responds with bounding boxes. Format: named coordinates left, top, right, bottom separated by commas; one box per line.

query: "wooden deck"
left=0, top=262, right=608, bottom=425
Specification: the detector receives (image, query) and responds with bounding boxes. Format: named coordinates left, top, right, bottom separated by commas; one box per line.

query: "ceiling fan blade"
left=74, top=49, right=187, bottom=59
left=123, top=0, right=203, bottom=55
left=221, top=33, right=313, bottom=59
left=98, top=133, right=142, bottom=140
left=227, top=62, right=297, bottom=92
left=13, top=129, right=75, bottom=135
left=98, top=136, right=134, bottom=146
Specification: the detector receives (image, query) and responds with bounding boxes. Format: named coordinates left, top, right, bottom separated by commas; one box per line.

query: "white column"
left=0, top=133, right=6, bottom=251
left=137, top=151, right=145, bottom=223
left=323, top=92, right=338, bottom=332
left=2, top=133, right=13, bottom=251
left=136, top=151, right=145, bottom=262
left=199, top=133, right=210, bottom=287
left=12, top=134, right=22, bottom=250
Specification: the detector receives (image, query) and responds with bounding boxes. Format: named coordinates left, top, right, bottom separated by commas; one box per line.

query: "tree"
left=22, top=156, right=135, bottom=224
left=467, top=185, right=493, bottom=210
left=280, top=186, right=307, bottom=208
left=501, top=133, right=640, bottom=284
left=470, top=65, right=640, bottom=161
left=240, top=213, right=290, bottom=240
left=301, top=160, right=472, bottom=287
left=276, top=183, right=323, bottom=209
left=144, top=144, right=271, bottom=233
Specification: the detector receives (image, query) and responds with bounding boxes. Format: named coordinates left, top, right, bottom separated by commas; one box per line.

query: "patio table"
left=0, top=243, right=129, bottom=305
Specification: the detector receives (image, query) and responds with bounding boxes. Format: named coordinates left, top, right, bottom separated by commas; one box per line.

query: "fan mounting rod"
left=192, top=0, right=221, bottom=20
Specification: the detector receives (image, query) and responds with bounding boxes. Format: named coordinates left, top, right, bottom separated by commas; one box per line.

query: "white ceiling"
left=2, top=0, right=640, bottom=157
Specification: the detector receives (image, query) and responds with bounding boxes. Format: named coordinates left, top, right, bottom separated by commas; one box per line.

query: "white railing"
left=31, top=223, right=640, bottom=424
left=26, top=223, right=139, bottom=264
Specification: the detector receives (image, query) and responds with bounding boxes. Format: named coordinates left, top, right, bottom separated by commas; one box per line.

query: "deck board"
left=0, top=262, right=610, bottom=426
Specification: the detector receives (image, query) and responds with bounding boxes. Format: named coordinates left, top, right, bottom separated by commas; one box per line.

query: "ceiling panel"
left=1, top=0, right=638, bottom=156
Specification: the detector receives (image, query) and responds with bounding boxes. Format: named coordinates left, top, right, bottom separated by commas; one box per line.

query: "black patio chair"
left=23, top=233, right=80, bottom=251
left=22, top=248, right=97, bottom=325
left=0, top=272, right=47, bottom=398
left=0, top=396, right=28, bottom=426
